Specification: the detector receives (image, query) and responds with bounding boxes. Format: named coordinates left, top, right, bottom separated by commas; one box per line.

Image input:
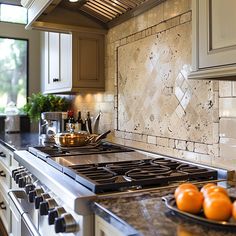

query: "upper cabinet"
left=189, top=0, right=236, bottom=80
left=42, top=31, right=105, bottom=94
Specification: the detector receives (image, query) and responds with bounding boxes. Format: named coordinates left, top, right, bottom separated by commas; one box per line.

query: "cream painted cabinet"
left=0, top=144, right=19, bottom=234
left=189, top=0, right=236, bottom=80
left=43, top=31, right=105, bottom=94
left=95, top=215, right=124, bottom=236
left=43, top=32, right=72, bottom=93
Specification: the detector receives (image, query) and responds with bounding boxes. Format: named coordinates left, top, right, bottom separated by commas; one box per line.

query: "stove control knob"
left=12, top=167, right=24, bottom=178
left=48, top=206, right=66, bottom=225
left=13, top=168, right=26, bottom=181
left=28, top=187, right=44, bottom=203
left=15, top=171, right=28, bottom=184
left=35, top=193, right=50, bottom=209
left=39, top=198, right=58, bottom=216
left=25, top=184, right=35, bottom=194
left=54, top=213, right=78, bottom=233
left=18, top=175, right=32, bottom=188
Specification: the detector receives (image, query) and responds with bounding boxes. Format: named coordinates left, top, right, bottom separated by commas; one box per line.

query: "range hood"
left=21, top=0, right=165, bottom=31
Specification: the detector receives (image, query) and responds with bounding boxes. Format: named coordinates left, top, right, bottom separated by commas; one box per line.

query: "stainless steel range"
left=11, top=142, right=231, bottom=236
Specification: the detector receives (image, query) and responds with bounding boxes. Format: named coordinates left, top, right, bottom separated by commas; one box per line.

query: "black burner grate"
left=63, top=158, right=218, bottom=193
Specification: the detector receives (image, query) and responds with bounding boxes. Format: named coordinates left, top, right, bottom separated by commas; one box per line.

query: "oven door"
left=8, top=190, right=39, bottom=236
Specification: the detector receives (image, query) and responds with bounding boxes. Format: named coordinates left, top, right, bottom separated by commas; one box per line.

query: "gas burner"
left=105, top=160, right=146, bottom=174
left=150, top=158, right=180, bottom=169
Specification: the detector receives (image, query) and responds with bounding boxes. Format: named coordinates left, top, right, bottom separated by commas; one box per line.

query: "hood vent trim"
left=60, top=0, right=166, bottom=28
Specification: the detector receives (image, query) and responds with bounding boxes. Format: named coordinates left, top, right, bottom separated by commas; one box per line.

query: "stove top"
left=28, top=143, right=219, bottom=194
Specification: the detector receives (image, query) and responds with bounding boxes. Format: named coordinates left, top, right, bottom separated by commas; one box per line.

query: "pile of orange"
left=174, top=182, right=236, bottom=221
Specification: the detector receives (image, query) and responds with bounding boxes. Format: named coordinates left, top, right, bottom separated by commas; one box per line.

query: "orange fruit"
left=200, top=183, right=216, bottom=195
left=232, top=200, right=236, bottom=220
left=176, top=189, right=203, bottom=214
left=174, top=183, right=199, bottom=199
left=203, top=193, right=232, bottom=221
left=203, top=185, right=228, bottom=198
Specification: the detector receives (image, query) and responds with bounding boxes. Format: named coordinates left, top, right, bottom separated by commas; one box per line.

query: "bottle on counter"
left=66, top=110, right=75, bottom=132
left=85, top=111, right=92, bottom=134
left=74, top=111, right=83, bottom=132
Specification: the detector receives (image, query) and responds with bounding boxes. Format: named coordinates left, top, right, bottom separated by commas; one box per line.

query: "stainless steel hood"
left=21, top=0, right=165, bottom=31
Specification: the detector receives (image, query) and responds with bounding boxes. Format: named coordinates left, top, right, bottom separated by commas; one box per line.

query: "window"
left=0, top=38, right=28, bottom=114
left=0, top=4, right=27, bottom=24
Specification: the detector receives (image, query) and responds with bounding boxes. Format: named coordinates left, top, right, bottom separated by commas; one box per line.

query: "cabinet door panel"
left=73, top=33, right=104, bottom=89
left=199, top=0, right=236, bottom=68
left=48, top=32, right=60, bottom=84
left=60, top=33, right=72, bottom=89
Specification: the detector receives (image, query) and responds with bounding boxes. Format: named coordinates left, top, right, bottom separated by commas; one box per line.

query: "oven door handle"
left=8, top=190, right=41, bottom=236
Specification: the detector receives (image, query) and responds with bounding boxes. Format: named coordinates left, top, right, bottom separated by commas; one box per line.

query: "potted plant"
left=23, top=93, right=70, bottom=121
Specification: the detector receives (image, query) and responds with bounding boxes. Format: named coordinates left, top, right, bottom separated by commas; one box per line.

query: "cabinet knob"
left=0, top=151, right=6, bottom=158
left=0, top=201, right=6, bottom=210
left=53, top=78, right=60, bottom=82
left=0, top=170, right=6, bottom=177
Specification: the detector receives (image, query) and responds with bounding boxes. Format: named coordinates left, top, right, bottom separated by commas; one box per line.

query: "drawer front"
left=0, top=161, right=11, bottom=190
left=0, top=144, right=12, bottom=167
left=0, top=190, right=10, bottom=233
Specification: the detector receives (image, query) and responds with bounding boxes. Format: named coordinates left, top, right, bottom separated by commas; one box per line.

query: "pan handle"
left=94, top=130, right=111, bottom=143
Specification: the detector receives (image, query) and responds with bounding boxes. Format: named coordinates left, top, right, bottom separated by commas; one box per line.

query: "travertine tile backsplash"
left=73, top=0, right=235, bottom=170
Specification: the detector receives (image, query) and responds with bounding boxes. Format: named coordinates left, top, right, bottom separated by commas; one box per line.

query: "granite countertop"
left=0, top=132, right=42, bottom=151
left=93, top=183, right=236, bottom=236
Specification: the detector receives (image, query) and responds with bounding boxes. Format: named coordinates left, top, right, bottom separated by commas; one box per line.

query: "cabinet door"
left=198, top=0, right=236, bottom=68
left=72, top=32, right=105, bottom=91
left=43, top=32, right=72, bottom=93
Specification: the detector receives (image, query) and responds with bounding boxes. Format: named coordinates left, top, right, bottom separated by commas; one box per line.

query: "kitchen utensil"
left=53, top=130, right=111, bottom=147
left=54, top=131, right=90, bottom=147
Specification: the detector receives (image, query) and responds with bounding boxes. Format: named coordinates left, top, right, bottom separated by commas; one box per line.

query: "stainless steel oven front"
left=10, top=150, right=96, bottom=236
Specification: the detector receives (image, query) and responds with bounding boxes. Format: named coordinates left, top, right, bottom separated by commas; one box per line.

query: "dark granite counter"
left=0, top=132, right=42, bottom=151
left=93, top=182, right=236, bottom=236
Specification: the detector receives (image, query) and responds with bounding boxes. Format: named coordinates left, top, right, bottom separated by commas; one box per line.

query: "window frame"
left=0, top=36, right=29, bottom=113
left=0, top=3, right=28, bottom=25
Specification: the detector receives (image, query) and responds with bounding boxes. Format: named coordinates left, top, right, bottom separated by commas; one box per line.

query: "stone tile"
left=213, top=122, right=219, bottom=144
left=166, top=16, right=180, bottom=29
left=232, top=82, right=236, bottom=96
left=155, top=22, right=167, bottom=34
left=168, top=139, right=175, bottom=148
left=164, top=0, right=191, bottom=20
left=219, top=81, right=232, bottom=97
left=156, top=137, right=169, bottom=147
left=220, top=138, right=236, bottom=160
left=219, top=98, right=236, bottom=117
left=180, top=11, right=191, bottom=24
left=186, top=141, right=194, bottom=152
left=147, top=135, right=157, bottom=145
left=194, top=143, right=208, bottom=154
left=175, top=140, right=186, bottom=150
left=220, top=118, right=236, bottom=139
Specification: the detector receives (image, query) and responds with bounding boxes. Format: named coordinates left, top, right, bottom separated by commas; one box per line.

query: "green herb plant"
left=23, top=93, right=70, bottom=121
